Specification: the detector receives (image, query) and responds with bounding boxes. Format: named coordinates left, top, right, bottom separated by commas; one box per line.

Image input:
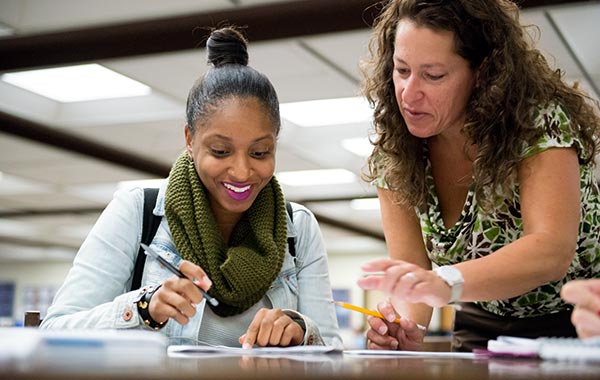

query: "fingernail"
left=193, top=276, right=212, bottom=288
left=243, top=343, right=251, bottom=349
left=378, top=326, right=387, bottom=335
left=387, top=313, right=396, bottom=322
left=391, top=340, right=399, bottom=350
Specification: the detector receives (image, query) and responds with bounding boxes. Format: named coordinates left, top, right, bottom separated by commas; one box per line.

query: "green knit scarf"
left=164, top=153, right=287, bottom=317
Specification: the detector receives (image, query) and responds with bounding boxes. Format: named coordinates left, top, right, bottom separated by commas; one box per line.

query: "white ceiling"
left=0, top=0, right=598, bottom=263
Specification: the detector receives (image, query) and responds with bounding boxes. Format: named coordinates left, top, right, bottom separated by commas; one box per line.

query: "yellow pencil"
left=333, top=301, right=427, bottom=331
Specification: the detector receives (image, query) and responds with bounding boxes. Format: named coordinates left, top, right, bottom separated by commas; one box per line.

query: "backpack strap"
left=131, top=188, right=161, bottom=291
left=285, top=201, right=296, bottom=258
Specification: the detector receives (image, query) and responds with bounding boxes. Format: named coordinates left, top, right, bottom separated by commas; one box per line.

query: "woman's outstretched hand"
left=358, top=258, right=453, bottom=309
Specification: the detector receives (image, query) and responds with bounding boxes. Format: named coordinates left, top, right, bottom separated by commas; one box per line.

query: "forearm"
left=42, top=291, right=143, bottom=329
left=457, top=232, right=575, bottom=302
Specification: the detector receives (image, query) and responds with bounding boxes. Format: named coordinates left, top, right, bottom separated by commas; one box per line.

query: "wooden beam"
left=0, top=111, right=171, bottom=177
left=0, top=0, right=381, bottom=72
left=0, top=0, right=591, bottom=72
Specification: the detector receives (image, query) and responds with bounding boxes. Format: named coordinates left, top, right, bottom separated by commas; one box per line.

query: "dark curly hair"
left=362, top=0, right=600, bottom=210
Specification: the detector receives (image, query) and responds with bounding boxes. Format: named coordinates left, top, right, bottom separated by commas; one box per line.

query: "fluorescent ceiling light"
left=341, top=136, right=373, bottom=157
left=280, top=96, right=372, bottom=127
left=1, top=64, right=151, bottom=102
left=349, top=198, right=380, bottom=210
left=277, top=169, right=357, bottom=187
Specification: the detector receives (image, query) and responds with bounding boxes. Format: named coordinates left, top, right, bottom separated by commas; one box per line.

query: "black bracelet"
left=136, top=285, right=167, bottom=330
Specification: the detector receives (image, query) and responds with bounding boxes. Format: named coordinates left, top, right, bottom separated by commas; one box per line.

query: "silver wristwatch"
left=433, top=265, right=464, bottom=305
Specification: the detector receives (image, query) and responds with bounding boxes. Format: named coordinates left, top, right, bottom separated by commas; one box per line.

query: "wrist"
left=136, top=284, right=167, bottom=330
left=282, top=309, right=309, bottom=345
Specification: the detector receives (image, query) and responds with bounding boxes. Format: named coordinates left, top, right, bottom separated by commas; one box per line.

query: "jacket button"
left=123, top=307, right=133, bottom=321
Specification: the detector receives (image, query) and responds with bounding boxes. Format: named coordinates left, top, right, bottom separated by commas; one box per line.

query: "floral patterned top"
left=374, top=104, right=600, bottom=318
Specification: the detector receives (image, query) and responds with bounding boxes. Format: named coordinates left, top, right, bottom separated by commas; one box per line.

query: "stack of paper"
left=486, top=336, right=540, bottom=358
left=538, top=336, right=600, bottom=362
left=485, top=335, right=600, bottom=362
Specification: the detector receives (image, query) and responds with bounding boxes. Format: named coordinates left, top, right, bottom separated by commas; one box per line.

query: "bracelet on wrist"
left=136, top=284, right=167, bottom=330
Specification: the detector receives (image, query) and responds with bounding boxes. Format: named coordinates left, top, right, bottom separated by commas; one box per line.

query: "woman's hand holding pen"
left=149, top=260, right=213, bottom=325
left=365, top=301, right=425, bottom=351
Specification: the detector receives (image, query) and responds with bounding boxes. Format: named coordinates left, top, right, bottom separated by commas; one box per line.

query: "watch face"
left=437, top=266, right=463, bottom=285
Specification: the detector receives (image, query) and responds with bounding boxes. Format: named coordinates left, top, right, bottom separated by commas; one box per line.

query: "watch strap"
left=433, top=266, right=463, bottom=305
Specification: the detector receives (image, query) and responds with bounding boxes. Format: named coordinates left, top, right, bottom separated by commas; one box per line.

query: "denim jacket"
left=41, top=182, right=342, bottom=348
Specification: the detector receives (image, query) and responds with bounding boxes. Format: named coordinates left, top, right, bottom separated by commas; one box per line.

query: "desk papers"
left=343, top=349, right=476, bottom=359
left=168, top=344, right=342, bottom=358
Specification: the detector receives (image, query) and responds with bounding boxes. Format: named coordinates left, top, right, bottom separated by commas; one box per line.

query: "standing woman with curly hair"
left=357, top=0, right=600, bottom=352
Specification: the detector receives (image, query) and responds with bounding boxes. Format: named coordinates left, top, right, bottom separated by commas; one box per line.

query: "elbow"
left=548, top=263, right=571, bottom=283
left=546, top=245, right=576, bottom=282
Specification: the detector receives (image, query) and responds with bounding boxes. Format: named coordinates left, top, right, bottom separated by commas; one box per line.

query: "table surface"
left=3, top=350, right=600, bottom=380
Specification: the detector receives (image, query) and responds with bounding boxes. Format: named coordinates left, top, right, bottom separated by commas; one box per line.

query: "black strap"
left=131, top=188, right=161, bottom=291
left=286, top=201, right=296, bottom=258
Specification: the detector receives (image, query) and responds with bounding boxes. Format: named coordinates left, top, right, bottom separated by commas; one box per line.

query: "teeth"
left=223, top=183, right=251, bottom=193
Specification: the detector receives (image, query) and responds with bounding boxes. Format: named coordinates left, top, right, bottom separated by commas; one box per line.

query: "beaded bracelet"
left=136, top=285, right=167, bottom=330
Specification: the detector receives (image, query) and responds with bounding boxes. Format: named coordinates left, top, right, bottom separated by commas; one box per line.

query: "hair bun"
left=206, top=27, right=249, bottom=67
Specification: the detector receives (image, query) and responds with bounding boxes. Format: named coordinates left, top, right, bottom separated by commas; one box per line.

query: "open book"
left=483, top=335, right=600, bottom=362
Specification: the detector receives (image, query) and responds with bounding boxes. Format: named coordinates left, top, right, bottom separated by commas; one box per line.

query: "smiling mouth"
left=223, top=182, right=251, bottom=193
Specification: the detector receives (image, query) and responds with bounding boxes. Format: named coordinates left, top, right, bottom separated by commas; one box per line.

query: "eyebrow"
left=393, top=57, right=446, bottom=69
left=211, top=134, right=274, bottom=143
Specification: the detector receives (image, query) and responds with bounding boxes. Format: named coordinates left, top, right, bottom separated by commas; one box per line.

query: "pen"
left=140, top=243, right=219, bottom=306
left=333, top=301, right=427, bottom=331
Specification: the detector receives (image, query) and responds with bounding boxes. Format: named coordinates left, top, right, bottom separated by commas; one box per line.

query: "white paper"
left=343, top=349, right=476, bottom=359
left=168, top=344, right=342, bottom=358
